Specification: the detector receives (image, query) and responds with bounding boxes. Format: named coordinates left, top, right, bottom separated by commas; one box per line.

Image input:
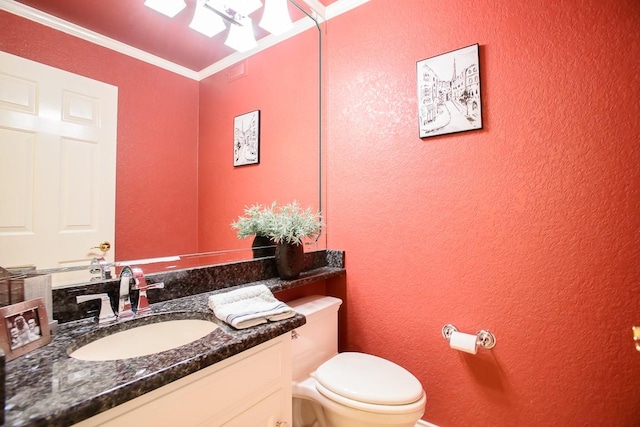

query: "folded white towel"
left=208, top=285, right=296, bottom=329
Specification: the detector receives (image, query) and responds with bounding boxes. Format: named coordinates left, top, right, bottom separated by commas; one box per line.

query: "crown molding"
left=326, top=0, right=369, bottom=19
left=1, top=0, right=370, bottom=81
left=198, top=14, right=318, bottom=79
left=0, top=0, right=200, bottom=80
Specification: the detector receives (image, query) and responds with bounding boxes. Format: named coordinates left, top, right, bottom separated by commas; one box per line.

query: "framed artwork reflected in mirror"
left=234, top=110, right=260, bottom=166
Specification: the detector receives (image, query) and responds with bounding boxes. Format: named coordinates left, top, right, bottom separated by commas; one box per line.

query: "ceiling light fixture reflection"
left=145, top=0, right=296, bottom=53
left=259, top=0, right=293, bottom=35
left=224, top=16, right=258, bottom=53
left=232, top=0, right=263, bottom=16
left=203, top=0, right=256, bottom=25
left=143, top=0, right=186, bottom=18
left=189, top=0, right=226, bottom=37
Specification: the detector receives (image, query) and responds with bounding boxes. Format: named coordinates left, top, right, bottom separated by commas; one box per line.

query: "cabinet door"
left=73, top=334, right=292, bottom=427
left=219, top=389, right=286, bottom=427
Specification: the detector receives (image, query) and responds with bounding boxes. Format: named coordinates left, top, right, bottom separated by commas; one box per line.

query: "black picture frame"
left=233, top=109, right=260, bottom=166
left=417, top=43, right=483, bottom=138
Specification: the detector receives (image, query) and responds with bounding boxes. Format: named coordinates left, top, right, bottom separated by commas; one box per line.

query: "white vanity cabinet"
left=74, top=333, right=293, bottom=427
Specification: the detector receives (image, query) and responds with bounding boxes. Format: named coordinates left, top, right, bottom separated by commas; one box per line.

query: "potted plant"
left=231, top=201, right=322, bottom=278
left=265, top=201, right=322, bottom=280
left=230, top=203, right=277, bottom=258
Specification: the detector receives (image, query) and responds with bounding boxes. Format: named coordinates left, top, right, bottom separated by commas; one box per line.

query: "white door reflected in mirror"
left=0, top=52, right=117, bottom=285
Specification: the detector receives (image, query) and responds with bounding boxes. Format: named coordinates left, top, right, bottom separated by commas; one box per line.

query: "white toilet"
left=288, top=295, right=426, bottom=427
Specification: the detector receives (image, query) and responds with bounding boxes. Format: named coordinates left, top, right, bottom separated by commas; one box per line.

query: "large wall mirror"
left=0, top=0, right=326, bottom=287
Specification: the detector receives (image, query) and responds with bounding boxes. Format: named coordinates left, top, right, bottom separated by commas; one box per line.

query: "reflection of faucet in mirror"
left=89, top=257, right=112, bottom=281
left=89, top=242, right=113, bottom=280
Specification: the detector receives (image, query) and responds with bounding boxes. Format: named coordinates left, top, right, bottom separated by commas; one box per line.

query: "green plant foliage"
left=230, top=201, right=322, bottom=245
left=230, top=202, right=275, bottom=238
left=266, top=201, right=322, bottom=245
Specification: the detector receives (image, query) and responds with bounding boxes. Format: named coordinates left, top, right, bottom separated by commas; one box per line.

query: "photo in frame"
left=233, top=109, right=260, bottom=166
left=417, top=43, right=482, bottom=138
left=0, top=298, right=51, bottom=361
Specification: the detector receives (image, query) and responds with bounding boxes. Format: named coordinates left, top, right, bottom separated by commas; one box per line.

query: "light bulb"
left=225, top=16, right=258, bottom=53
left=189, top=0, right=226, bottom=37
left=259, top=0, right=293, bottom=36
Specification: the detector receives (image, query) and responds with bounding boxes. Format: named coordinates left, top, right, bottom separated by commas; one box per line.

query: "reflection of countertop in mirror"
left=3, top=263, right=345, bottom=426
left=52, top=249, right=345, bottom=324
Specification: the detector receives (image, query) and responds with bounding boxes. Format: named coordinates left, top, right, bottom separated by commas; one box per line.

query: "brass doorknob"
left=632, top=326, right=640, bottom=352
left=92, top=241, right=111, bottom=253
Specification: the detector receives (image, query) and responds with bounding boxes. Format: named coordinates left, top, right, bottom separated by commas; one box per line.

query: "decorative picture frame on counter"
left=417, top=43, right=483, bottom=138
left=233, top=109, right=260, bottom=166
left=0, top=298, right=51, bottom=361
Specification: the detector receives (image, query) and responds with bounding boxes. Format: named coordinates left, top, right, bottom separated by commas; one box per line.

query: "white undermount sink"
left=69, top=318, right=219, bottom=361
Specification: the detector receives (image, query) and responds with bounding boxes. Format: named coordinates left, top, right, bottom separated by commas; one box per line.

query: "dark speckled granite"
left=53, top=250, right=345, bottom=324
left=326, top=250, right=345, bottom=268
left=3, top=250, right=346, bottom=426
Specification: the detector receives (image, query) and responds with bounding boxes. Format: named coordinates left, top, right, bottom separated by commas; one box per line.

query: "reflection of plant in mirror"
left=231, top=202, right=277, bottom=239
left=231, top=201, right=322, bottom=245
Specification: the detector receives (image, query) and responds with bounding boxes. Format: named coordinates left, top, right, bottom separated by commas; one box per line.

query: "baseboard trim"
left=416, top=420, right=439, bottom=427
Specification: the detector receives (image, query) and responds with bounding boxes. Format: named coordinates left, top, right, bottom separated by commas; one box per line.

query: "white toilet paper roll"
left=449, top=331, right=478, bottom=354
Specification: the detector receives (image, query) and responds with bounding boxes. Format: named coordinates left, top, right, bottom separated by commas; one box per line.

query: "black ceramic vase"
left=275, top=242, right=304, bottom=280
left=252, top=235, right=276, bottom=258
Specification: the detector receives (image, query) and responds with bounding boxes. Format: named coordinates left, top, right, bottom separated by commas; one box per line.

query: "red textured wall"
left=198, top=29, right=321, bottom=253
left=1, top=11, right=200, bottom=261
left=325, top=0, right=640, bottom=425
left=4, top=2, right=640, bottom=425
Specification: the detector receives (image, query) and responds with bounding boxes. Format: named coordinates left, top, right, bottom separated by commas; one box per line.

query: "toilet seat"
left=315, top=381, right=427, bottom=415
left=314, top=352, right=425, bottom=412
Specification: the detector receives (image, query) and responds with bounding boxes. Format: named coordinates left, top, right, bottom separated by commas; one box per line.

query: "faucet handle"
left=76, top=293, right=117, bottom=325
left=136, top=280, right=165, bottom=315
left=128, top=266, right=164, bottom=315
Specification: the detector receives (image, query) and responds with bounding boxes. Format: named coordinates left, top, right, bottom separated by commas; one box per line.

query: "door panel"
left=0, top=51, right=117, bottom=283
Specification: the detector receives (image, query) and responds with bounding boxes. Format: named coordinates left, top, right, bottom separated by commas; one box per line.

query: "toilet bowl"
left=288, top=296, right=426, bottom=427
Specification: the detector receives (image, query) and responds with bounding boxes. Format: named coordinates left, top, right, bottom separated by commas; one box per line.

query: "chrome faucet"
left=77, top=265, right=164, bottom=324
left=118, top=265, right=164, bottom=319
left=118, top=266, right=136, bottom=320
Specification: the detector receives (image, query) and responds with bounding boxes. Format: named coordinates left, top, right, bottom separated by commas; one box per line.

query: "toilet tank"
left=288, top=295, right=342, bottom=381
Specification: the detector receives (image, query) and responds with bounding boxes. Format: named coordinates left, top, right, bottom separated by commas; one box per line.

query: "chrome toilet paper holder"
left=442, top=324, right=496, bottom=350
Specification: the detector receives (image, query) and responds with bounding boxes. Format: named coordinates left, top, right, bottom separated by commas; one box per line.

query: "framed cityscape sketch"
left=234, top=110, right=260, bottom=166
left=417, top=44, right=482, bottom=138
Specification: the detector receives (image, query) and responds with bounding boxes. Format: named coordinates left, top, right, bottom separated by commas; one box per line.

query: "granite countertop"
left=2, top=289, right=307, bottom=426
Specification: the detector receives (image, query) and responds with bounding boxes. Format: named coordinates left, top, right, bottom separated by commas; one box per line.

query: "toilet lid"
left=314, top=352, right=424, bottom=405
